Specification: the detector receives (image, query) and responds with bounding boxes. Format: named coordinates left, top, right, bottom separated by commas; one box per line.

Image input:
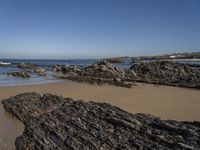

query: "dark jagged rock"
left=53, top=64, right=81, bottom=73
left=53, top=65, right=63, bottom=72
left=54, top=61, right=137, bottom=88
left=53, top=61, right=200, bottom=89
left=61, top=64, right=81, bottom=73
left=2, top=92, right=200, bottom=150
left=130, top=61, right=200, bottom=88
left=7, top=71, right=30, bottom=78
left=83, top=60, right=125, bottom=79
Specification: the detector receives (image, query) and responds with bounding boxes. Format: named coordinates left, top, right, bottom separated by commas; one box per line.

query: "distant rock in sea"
left=7, top=71, right=31, bottom=78
left=2, top=92, right=200, bottom=150
left=17, top=63, right=36, bottom=69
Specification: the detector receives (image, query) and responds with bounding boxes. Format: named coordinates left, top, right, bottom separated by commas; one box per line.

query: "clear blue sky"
left=0, top=0, right=200, bottom=59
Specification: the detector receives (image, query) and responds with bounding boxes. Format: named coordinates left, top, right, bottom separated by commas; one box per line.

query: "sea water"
left=0, top=59, right=98, bottom=87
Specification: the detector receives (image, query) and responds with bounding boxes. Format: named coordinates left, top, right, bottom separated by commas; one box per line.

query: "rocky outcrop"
left=54, top=61, right=200, bottom=89
left=54, top=61, right=137, bottom=88
left=35, top=68, right=47, bottom=76
left=83, top=60, right=125, bottom=79
left=53, top=64, right=81, bottom=73
left=7, top=71, right=30, bottom=78
left=53, top=65, right=63, bottom=72
left=130, top=61, right=200, bottom=88
left=17, top=63, right=36, bottom=69
left=53, top=61, right=200, bottom=89
left=2, top=92, right=200, bottom=150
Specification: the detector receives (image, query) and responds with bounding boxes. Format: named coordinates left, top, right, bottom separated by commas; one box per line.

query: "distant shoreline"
left=168, top=58, right=200, bottom=61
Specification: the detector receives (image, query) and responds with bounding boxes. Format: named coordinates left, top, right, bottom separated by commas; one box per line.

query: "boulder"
left=61, top=64, right=80, bottom=73
left=84, top=60, right=125, bottom=79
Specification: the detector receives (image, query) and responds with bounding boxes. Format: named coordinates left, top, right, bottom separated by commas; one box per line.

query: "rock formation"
left=54, top=61, right=137, bottom=88
left=17, top=63, right=36, bottom=69
left=53, top=61, right=200, bottom=89
left=2, top=92, right=200, bottom=150
left=35, top=68, right=47, bottom=76
left=130, top=61, right=200, bottom=88
left=7, top=71, right=31, bottom=78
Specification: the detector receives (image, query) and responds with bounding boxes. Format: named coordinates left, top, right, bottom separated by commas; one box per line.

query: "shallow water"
left=0, top=103, right=24, bottom=150
left=0, top=73, right=59, bottom=87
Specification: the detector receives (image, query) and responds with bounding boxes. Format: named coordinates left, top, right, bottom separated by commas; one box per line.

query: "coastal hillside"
left=101, top=52, right=200, bottom=63
left=131, top=52, right=200, bottom=62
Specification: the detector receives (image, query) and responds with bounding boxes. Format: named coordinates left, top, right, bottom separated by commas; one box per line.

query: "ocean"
left=0, top=59, right=98, bottom=87
left=0, top=59, right=199, bottom=87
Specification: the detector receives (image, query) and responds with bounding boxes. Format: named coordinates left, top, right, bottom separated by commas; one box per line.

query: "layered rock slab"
left=2, top=93, right=200, bottom=150
left=131, top=61, right=200, bottom=88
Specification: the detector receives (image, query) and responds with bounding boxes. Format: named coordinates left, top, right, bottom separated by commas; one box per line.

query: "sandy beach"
left=0, top=80, right=200, bottom=149
left=1, top=80, right=200, bottom=121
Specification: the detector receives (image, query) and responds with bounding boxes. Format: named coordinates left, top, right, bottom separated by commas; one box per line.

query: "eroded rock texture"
left=53, top=61, right=200, bottom=89
left=131, top=61, right=200, bottom=88
left=2, top=92, right=200, bottom=150
left=54, top=61, right=137, bottom=88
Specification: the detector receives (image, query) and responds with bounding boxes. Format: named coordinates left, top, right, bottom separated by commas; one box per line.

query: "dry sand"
left=1, top=80, right=200, bottom=121
left=0, top=80, right=200, bottom=149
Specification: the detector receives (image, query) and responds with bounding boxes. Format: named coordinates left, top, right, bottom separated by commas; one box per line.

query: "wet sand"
left=0, top=81, right=200, bottom=149
left=0, top=103, right=24, bottom=150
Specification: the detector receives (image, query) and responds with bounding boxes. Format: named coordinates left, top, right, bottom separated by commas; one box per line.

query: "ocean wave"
left=0, top=62, right=11, bottom=65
